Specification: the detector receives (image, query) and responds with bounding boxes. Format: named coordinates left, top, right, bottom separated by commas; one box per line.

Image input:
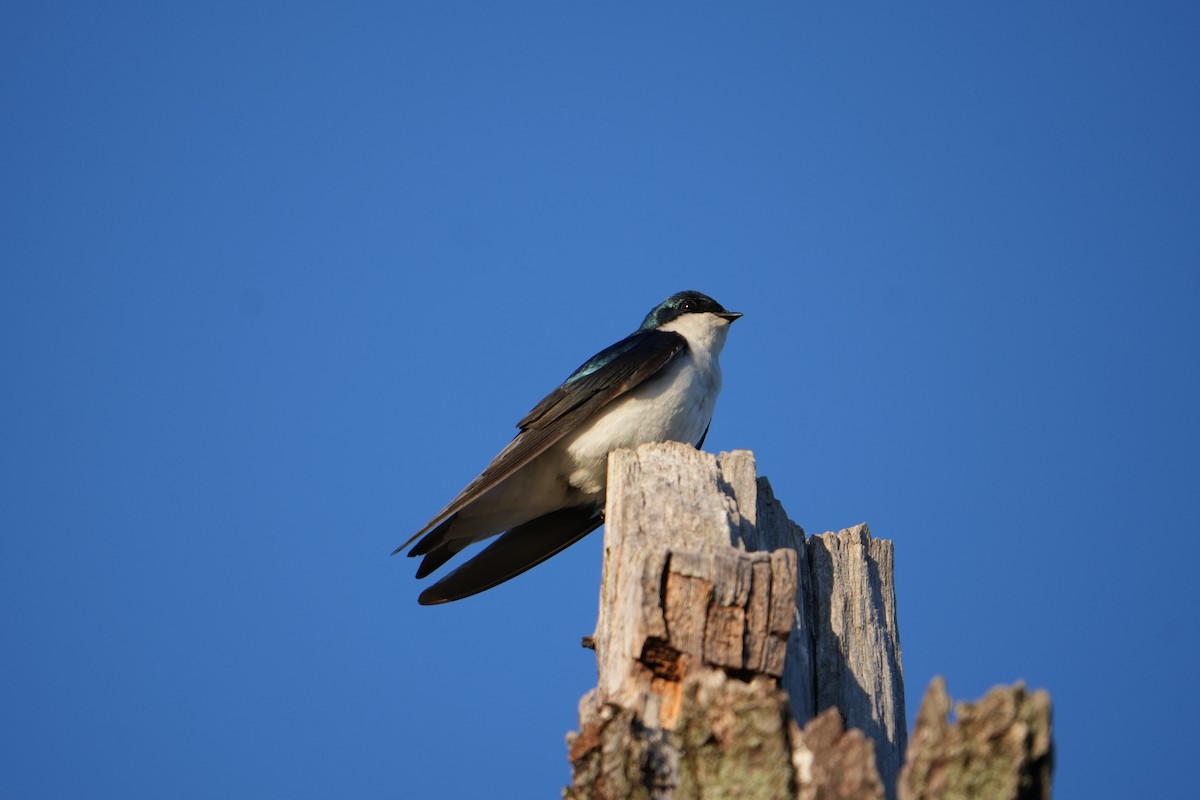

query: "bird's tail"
left=393, top=514, right=464, bottom=578
left=417, top=506, right=602, bottom=605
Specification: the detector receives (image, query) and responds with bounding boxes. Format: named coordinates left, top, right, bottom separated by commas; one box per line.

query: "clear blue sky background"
left=3, top=3, right=1198, bottom=798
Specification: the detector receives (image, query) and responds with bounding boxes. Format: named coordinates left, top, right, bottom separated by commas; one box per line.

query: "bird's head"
left=640, top=291, right=742, bottom=331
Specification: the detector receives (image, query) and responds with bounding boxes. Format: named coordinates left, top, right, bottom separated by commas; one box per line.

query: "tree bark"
left=565, top=442, right=1052, bottom=799
left=567, top=442, right=905, bottom=799
left=898, top=678, right=1053, bottom=800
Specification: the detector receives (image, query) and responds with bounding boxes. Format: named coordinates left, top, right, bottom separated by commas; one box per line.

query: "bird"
left=395, top=290, right=741, bottom=605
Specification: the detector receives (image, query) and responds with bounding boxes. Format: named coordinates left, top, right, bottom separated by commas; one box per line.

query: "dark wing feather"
left=417, top=506, right=604, bottom=605
left=393, top=328, right=686, bottom=555
left=515, top=328, right=679, bottom=430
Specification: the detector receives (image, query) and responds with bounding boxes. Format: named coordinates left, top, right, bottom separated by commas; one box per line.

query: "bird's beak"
left=718, top=311, right=743, bottom=323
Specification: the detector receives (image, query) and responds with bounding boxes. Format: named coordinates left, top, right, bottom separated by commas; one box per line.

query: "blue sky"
left=3, top=3, right=1198, bottom=798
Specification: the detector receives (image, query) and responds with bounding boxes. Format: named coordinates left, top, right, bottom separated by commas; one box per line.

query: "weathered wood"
left=732, top=465, right=907, bottom=788
left=673, top=674, right=799, bottom=800
left=569, top=442, right=905, bottom=798
left=898, top=678, right=1053, bottom=800
left=566, top=674, right=801, bottom=800
left=566, top=442, right=1055, bottom=799
left=804, top=525, right=906, bottom=789
left=592, top=443, right=797, bottom=729
left=791, top=708, right=886, bottom=800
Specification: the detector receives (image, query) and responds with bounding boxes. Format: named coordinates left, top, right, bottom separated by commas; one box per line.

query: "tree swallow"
left=395, top=290, right=741, bottom=605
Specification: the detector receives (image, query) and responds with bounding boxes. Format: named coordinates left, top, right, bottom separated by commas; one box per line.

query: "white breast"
left=559, top=311, right=732, bottom=498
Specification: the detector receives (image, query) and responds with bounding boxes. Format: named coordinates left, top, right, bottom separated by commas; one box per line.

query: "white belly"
left=560, top=351, right=722, bottom=497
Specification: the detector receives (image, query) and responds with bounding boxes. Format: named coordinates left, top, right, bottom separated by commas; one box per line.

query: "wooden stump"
left=566, top=442, right=907, bottom=799
left=898, top=678, right=1053, bottom=800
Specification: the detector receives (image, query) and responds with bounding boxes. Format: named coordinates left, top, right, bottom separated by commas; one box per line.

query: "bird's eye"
left=681, top=300, right=693, bottom=311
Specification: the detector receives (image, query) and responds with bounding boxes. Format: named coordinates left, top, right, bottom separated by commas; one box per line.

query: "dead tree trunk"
left=564, top=442, right=1052, bottom=800
left=899, top=678, right=1053, bottom=800
left=566, top=442, right=903, bottom=799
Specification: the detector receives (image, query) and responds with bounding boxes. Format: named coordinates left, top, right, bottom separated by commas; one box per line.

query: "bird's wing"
left=416, top=506, right=604, bottom=604
left=393, top=328, right=686, bottom=554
